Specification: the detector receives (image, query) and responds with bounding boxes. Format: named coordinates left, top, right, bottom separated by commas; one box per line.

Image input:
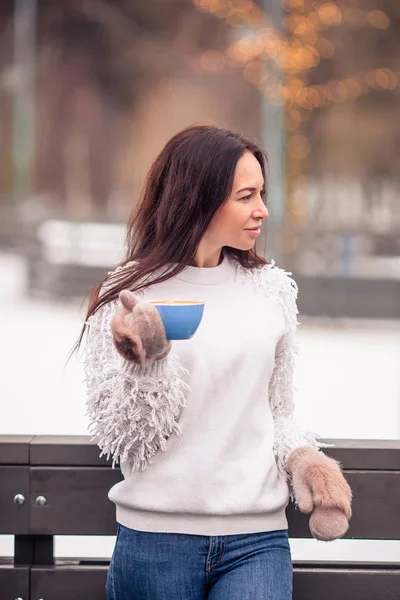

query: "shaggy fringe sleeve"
left=265, top=267, right=324, bottom=483
left=83, top=300, right=189, bottom=473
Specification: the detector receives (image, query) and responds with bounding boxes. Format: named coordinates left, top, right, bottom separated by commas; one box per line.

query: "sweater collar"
left=175, top=252, right=236, bottom=286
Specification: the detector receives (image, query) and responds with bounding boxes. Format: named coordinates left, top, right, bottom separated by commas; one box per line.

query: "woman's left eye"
left=240, top=190, right=265, bottom=202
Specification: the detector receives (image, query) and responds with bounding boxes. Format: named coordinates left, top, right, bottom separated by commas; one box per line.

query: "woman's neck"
left=193, top=245, right=223, bottom=268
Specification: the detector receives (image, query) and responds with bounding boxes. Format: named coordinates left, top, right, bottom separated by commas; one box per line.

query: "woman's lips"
left=245, top=227, right=261, bottom=237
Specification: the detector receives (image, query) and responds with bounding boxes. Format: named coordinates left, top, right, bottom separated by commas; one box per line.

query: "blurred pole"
left=341, top=234, right=356, bottom=277
left=258, top=0, right=285, bottom=266
left=12, top=0, right=37, bottom=204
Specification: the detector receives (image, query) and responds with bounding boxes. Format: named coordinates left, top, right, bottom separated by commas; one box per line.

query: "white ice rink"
left=1, top=252, right=400, bottom=562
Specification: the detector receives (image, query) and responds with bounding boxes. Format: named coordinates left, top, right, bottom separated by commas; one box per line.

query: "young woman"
left=82, top=125, right=352, bottom=600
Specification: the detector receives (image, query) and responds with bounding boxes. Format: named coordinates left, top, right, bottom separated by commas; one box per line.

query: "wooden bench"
left=1, top=436, right=400, bottom=599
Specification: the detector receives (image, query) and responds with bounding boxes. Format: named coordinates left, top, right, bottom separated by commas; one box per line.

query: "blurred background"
left=1, top=0, right=400, bottom=563
left=1, top=0, right=399, bottom=439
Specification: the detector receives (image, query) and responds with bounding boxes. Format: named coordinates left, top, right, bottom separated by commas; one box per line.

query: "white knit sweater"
left=84, top=255, right=321, bottom=535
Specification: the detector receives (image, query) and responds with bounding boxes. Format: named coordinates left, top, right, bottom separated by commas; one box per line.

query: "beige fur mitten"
left=111, top=289, right=171, bottom=367
left=287, top=446, right=352, bottom=541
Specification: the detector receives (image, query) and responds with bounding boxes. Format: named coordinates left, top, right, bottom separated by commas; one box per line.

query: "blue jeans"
left=106, top=524, right=293, bottom=599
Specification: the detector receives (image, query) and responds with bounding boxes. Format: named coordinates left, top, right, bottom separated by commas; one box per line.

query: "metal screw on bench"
left=35, top=495, right=47, bottom=506
left=14, top=494, right=25, bottom=505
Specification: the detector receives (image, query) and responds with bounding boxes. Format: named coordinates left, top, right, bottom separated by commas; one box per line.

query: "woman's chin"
left=227, top=239, right=257, bottom=252
left=242, top=241, right=257, bottom=251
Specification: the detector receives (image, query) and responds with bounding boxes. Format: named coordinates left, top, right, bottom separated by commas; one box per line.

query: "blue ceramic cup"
left=150, top=301, right=205, bottom=340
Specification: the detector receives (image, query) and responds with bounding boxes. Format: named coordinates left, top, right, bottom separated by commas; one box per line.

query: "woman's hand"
left=287, top=446, right=352, bottom=541
left=111, top=290, right=171, bottom=367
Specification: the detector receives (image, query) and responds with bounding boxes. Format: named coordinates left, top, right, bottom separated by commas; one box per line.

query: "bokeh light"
left=367, top=10, right=390, bottom=30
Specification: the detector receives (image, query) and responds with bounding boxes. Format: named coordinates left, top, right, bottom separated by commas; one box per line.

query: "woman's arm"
left=267, top=267, right=352, bottom=541
left=83, top=298, right=188, bottom=474
left=269, top=331, right=321, bottom=480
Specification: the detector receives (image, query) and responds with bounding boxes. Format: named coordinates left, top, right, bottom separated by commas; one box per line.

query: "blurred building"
left=0, top=0, right=399, bottom=314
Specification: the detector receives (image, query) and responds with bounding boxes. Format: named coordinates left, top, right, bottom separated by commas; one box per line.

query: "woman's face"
left=203, top=151, right=269, bottom=253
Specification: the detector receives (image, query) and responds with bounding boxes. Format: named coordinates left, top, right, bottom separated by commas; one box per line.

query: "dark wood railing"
left=1, top=436, right=400, bottom=599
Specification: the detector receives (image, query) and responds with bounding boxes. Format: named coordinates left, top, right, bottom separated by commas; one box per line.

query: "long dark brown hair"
left=77, top=124, right=268, bottom=348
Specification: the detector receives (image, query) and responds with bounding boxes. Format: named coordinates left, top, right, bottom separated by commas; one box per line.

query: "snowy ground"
left=1, top=252, right=400, bottom=561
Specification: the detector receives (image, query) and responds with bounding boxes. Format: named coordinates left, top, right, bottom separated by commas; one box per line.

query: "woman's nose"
left=254, top=199, right=269, bottom=220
